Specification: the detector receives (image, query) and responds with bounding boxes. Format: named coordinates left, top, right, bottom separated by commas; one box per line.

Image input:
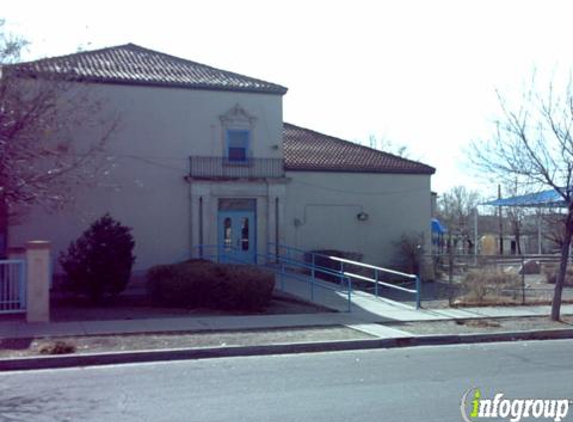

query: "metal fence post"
left=374, top=268, right=379, bottom=298
left=415, top=276, right=421, bottom=309
left=521, top=254, right=526, bottom=305
left=346, top=277, right=352, bottom=312
left=311, top=253, right=316, bottom=282
left=448, top=245, right=454, bottom=306
left=310, top=271, right=314, bottom=301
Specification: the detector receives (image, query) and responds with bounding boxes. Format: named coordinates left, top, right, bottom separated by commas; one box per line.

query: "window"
left=226, top=130, right=249, bottom=163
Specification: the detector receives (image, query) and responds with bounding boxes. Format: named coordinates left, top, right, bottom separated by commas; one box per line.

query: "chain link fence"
left=426, top=253, right=573, bottom=307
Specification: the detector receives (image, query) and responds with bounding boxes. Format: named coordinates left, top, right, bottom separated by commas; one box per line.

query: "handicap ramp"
left=275, top=272, right=440, bottom=322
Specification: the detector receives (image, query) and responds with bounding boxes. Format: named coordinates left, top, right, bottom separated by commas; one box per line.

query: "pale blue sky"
left=4, top=0, right=573, bottom=197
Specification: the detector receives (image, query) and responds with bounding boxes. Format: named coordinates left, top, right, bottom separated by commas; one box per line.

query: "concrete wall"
left=283, top=171, right=433, bottom=267
left=9, top=81, right=284, bottom=273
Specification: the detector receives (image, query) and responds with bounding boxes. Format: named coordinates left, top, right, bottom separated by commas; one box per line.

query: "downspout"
left=275, top=196, right=279, bottom=259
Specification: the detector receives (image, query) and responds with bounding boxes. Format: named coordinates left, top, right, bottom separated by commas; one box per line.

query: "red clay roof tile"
left=283, top=123, right=435, bottom=175
left=5, top=43, right=288, bottom=95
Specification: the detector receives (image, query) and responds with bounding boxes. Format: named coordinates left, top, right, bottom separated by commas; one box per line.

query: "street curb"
left=2, top=328, right=573, bottom=372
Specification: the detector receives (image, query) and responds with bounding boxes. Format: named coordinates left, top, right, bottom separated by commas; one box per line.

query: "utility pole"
left=498, top=184, right=504, bottom=255
left=537, top=209, right=542, bottom=254
left=474, top=206, right=478, bottom=264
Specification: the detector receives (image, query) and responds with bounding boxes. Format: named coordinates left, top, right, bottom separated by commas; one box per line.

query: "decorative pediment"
left=220, top=104, right=257, bottom=127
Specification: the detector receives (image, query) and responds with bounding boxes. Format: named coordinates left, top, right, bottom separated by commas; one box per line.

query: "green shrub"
left=146, top=260, right=274, bottom=311
left=59, top=213, right=135, bottom=302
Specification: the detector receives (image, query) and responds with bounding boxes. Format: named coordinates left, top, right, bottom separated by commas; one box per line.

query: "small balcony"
left=188, top=156, right=285, bottom=180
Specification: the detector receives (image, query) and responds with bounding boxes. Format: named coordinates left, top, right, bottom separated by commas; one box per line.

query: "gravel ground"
left=2, top=316, right=572, bottom=359
left=397, top=315, right=573, bottom=335
left=0, top=326, right=373, bottom=359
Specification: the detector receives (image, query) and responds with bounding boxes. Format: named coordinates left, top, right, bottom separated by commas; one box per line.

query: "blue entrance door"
left=217, top=210, right=256, bottom=263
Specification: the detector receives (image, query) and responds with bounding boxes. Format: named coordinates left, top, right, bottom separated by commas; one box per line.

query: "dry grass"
left=0, top=327, right=370, bottom=359
left=456, top=268, right=521, bottom=306
left=455, top=319, right=501, bottom=328
left=542, top=264, right=573, bottom=286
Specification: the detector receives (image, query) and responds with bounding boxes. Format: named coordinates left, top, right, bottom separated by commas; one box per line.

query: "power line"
left=290, top=179, right=429, bottom=196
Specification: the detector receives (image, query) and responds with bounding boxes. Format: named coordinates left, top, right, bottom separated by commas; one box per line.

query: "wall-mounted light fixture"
left=356, top=212, right=369, bottom=221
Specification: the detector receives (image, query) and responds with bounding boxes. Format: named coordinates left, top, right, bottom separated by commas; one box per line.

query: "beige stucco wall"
left=8, top=79, right=433, bottom=279
left=9, top=81, right=284, bottom=273
left=283, top=171, right=432, bottom=267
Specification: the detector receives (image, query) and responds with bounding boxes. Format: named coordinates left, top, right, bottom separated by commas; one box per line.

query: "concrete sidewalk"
left=0, top=312, right=410, bottom=340
left=2, top=300, right=573, bottom=341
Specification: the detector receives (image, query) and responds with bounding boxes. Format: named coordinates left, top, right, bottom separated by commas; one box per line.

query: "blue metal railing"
left=185, top=243, right=421, bottom=310
left=0, top=259, right=26, bottom=314
left=269, top=243, right=421, bottom=309
left=264, top=249, right=353, bottom=312
left=187, top=244, right=354, bottom=311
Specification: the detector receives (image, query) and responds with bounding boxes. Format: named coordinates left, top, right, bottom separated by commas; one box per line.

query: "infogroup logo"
left=460, top=388, right=570, bottom=422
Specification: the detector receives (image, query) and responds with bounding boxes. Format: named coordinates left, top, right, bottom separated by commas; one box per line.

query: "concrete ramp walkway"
left=276, top=273, right=573, bottom=322
left=277, top=272, right=430, bottom=321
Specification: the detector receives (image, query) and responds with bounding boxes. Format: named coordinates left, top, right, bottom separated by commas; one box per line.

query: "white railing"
left=0, top=259, right=26, bottom=314
left=327, top=256, right=421, bottom=309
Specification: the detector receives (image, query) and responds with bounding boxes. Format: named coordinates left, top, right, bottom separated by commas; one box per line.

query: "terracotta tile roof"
left=4, top=44, right=288, bottom=95
left=283, top=123, right=435, bottom=175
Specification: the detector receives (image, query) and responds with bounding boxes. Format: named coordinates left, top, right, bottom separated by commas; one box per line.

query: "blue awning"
left=431, top=218, right=447, bottom=234
left=482, top=189, right=566, bottom=208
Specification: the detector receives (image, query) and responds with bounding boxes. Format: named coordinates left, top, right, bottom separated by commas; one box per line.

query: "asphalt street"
left=1, top=340, right=572, bottom=421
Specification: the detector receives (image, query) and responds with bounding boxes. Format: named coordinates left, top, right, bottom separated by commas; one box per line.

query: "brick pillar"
left=26, top=241, right=51, bottom=323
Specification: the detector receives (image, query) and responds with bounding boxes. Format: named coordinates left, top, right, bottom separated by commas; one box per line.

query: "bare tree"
left=437, top=186, right=481, bottom=254
left=367, top=135, right=411, bottom=158
left=470, top=76, right=573, bottom=320
left=542, top=210, right=567, bottom=252
left=503, top=179, right=529, bottom=255
left=0, top=20, right=118, bottom=257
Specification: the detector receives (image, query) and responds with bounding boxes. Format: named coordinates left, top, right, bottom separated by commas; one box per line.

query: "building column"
left=267, top=180, right=287, bottom=255
left=189, top=182, right=211, bottom=258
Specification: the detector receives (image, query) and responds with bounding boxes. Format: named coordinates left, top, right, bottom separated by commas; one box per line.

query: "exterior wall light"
left=356, top=212, right=369, bottom=221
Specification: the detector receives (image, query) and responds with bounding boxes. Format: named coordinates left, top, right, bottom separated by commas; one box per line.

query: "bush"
left=303, top=249, right=363, bottom=283
left=543, top=264, right=573, bottom=286
left=38, top=340, right=76, bottom=355
left=392, top=232, right=425, bottom=276
left=59, top=213, right=135, bottom=302
left=146, top=260, right=275, bottom=311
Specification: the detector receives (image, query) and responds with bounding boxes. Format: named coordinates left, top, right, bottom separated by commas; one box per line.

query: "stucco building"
left=4, top=44, right=435, bottom=277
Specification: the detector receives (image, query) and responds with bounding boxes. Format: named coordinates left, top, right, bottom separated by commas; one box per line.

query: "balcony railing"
left=189, top=156, right=285, bottom=179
